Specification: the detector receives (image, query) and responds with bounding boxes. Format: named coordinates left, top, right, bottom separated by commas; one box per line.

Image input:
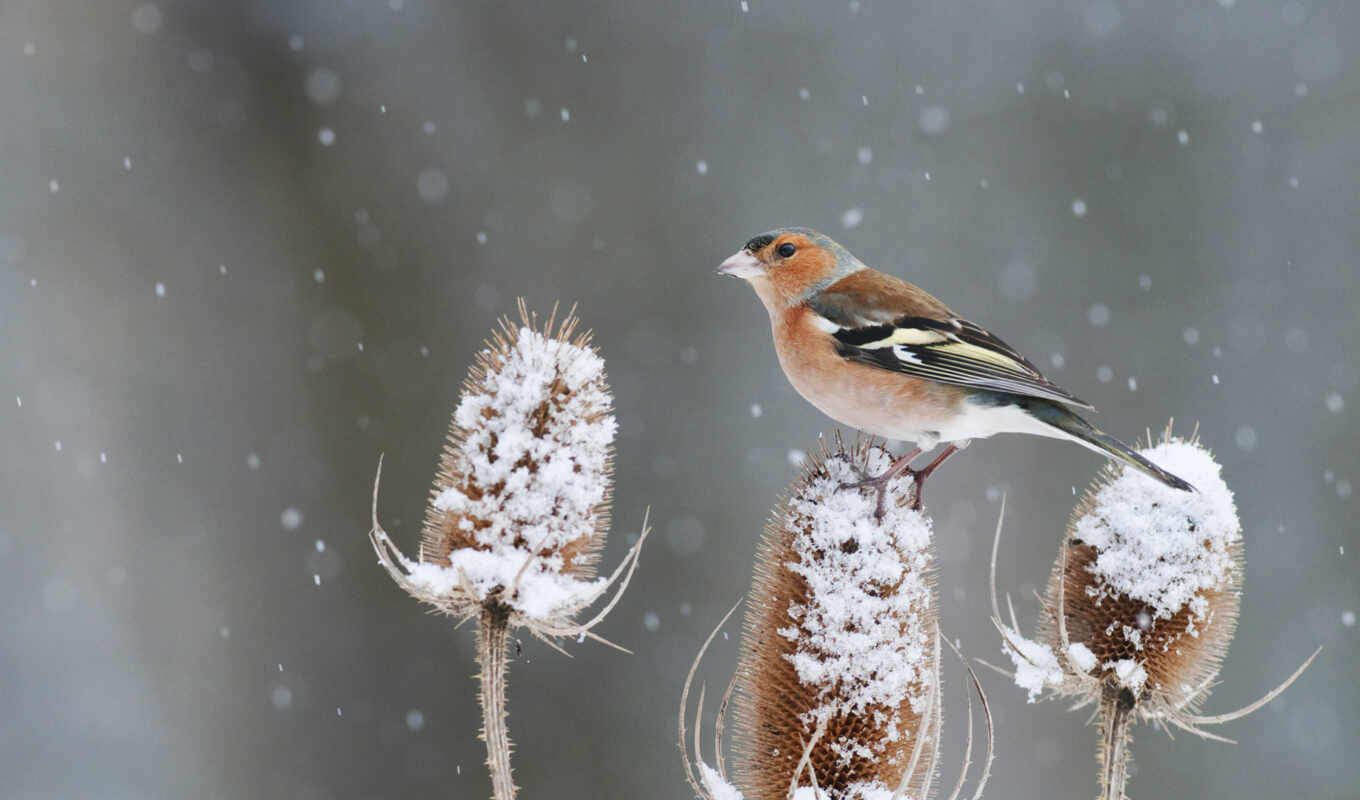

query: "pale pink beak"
left=716, top=249, right=764, bottom=279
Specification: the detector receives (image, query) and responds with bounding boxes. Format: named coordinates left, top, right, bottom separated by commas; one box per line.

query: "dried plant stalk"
left=479, top=604, right=515, bottom=800
left=1095, top=685, right=1134, bottom=800
left=370, top=301, right=649, bottom=800
left=991, top=423, right=1319, bottom=800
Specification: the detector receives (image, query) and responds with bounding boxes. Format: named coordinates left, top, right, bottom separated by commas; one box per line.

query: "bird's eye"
left=777, top=242, right=797, bottom=258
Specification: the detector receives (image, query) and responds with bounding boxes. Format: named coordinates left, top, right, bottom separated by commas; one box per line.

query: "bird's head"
left=717, top=227, right=866, bottom=310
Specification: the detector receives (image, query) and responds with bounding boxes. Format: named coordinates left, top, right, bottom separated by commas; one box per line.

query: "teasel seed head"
left=1044, top=426, right=1242, bottom=714
left=734, top=438, right=940, bottom=800
left=371, top=300, right=648, bottom=641
left=993, top=423, right=1320, bottom=799
left=994, top=426, right=1249, bottom=713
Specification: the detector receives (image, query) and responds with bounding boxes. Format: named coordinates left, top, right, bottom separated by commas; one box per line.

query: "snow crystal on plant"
left=700, top=763, right=745, bottom=800
left=1001, top=625, right=1063, bottom=702
left=1067, top=642, right=1097, bottom=672
left=779, top=450, right=934, bottom=739
left=1109, top=659, right=1148, bottom=693
left=1074, top=439, right=1239, bottom=623
left=791, top=782, right=894, bottom=800
left=428, top=325, right=614, bottom=616
left=405, top=550, right=605, bottom=620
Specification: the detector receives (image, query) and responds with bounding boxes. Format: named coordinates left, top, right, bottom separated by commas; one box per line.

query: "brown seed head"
left=420, top=301, right=615, bottom=584
left=1040, top=428, right=1242, bottom=715
left=369, top=301, right=627, bottom=629
left=735, top=439, right=939, bottom=800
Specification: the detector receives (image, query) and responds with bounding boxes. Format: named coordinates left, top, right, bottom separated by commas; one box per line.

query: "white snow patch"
left=778, top=450, right=934, bottom=763
left=1073, top=439, right=1239, bottom=624
left=700, top=763, right=745, bottom=800
left=1109, top=658, right=1148, bottom=693
left=1001, top=625, right=1063, bottom=701
left=791, top=783, right=895, bottom=800
left=404, top=551, right=606, bottom=620
left=1067, top=642, right=1098, bottom=672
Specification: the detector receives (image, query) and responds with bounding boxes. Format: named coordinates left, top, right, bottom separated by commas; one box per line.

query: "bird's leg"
left=839, top=448, right=920, bottom=520
left=907, top=444, right=962, bottom=511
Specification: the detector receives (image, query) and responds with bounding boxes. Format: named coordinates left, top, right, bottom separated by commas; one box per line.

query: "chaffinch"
left=718, top=226, right=1192, bottom=515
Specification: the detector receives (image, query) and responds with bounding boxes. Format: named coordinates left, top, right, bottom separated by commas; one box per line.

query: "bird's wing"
left=809, top=273, right=1094, bottom=409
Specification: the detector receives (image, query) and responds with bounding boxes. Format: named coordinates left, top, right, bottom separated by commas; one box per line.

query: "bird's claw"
left=838, top=473, right=900, bottom=521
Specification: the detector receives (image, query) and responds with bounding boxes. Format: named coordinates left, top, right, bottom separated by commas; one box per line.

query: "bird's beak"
left=716, top=249, right=763, bottom=279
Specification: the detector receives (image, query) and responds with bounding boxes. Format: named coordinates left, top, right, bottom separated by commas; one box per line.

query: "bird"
left=717, top=226, right=1193, bottom=517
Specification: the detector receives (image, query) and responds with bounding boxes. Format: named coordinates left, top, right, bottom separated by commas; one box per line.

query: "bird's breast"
left=770, top=308, right=962, bottom=441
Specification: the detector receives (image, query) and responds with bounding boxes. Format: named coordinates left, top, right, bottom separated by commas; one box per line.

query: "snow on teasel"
left=735, top=440, right=940, bottom=800
left=1073, top=438, right=1239, bottom=628
left=1047, top=433, right=1242, bottom=708
left=370, top=301, right=647, bottom=637
left=682, top=439, right=991, bottom=800
left=991, top=424, right=1319, bottom=800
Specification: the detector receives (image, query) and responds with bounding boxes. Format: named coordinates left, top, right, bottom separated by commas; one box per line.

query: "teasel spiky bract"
left=991, top=423, right=1319, bottom=800
left=682, top=437, right=992, bottom=800
left=369, top=301, right=649, bottom=800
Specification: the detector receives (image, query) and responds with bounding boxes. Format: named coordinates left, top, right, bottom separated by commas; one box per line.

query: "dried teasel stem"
left=1096, top=685, right=1134, bottom=800
left=478, top=603, right=516, bottom=800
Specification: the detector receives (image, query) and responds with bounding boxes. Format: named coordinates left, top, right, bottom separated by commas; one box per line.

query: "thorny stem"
left=478, top=602, right=516, bottom=800
left=1098, top=686, right=1135, bottom=800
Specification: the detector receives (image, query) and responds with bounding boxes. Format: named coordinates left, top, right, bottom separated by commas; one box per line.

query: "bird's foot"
left=837, top=444, right=963, bottom=518
left=904, top=443, right=962, bottom=512
left=838, top=448, right=920, bottom=520
left=839, top=472, right=897, bottom=520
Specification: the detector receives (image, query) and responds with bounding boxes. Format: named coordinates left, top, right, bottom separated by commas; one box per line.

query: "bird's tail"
left=1030, top=403, right=1195, bottom=492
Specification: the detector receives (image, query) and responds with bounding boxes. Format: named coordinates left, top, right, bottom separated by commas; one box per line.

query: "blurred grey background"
left=1, top=0, right=1356, bottom=798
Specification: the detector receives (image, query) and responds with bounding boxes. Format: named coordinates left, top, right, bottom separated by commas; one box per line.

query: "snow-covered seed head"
left=423, top=302, right=613, bottom=569
left=993, top=424, right=1317, bottom=800
left=1043, top=427, right=1242, bottom=714
left=735, top=439, right=939, bottom=800
left=368, top=301, right=632, bottom=632
left=415, top=301, right=616, bottom=613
